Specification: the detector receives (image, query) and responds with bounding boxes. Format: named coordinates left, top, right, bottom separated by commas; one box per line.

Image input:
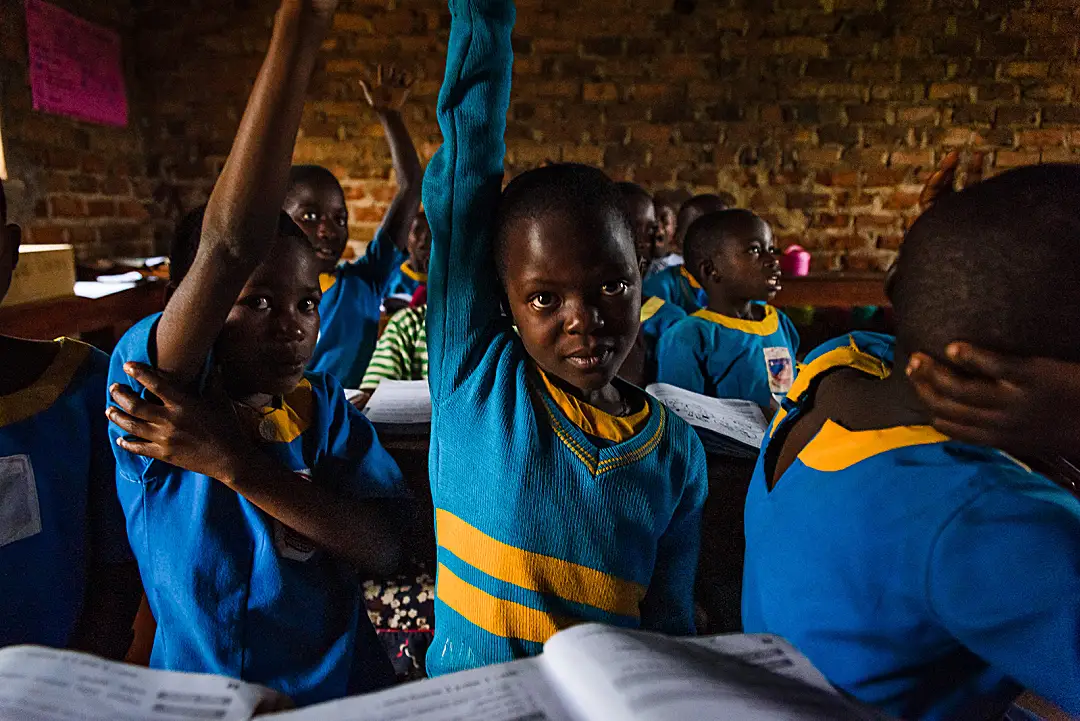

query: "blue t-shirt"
left=1, top=338, right=130, bottom=648
left=642, top=265, right=708, bottom=314
left=803, top=331, right=895, bottom=367
left=308, top=227, right=398, bottom=389
left=110, top=315, right=403, bottom=705
left=656, top=305, right=800, bottom=407
left=743, top=345, right=1080, bottom=720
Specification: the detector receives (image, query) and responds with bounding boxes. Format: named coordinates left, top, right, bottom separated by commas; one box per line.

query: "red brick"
left=1015, top=129, right=1068, bottom=148
left=86, top=200, right=117, bottom=218
left=583, top=83, right=618, bottom=102
left=49, top=196, right=85, bottom=218
left=995, top=150, right=1042, bottom=168
left=1003, top=61, right=1050, bottom=79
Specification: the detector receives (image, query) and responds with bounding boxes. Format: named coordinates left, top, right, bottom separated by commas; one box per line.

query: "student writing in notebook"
left=105, top=0, right=404, bottom=704
left=422, top=0, right=708, bottom=677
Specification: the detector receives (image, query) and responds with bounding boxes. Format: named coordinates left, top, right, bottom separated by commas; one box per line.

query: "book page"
left=646, top=383, right=768, bottom=450
left=268, top=657, right=576, bottom=721
left=361, top=380, right=432, bottom=426
left=0, top=646, right=284, bottom=721
left=542, top=625, right=889, bottom=721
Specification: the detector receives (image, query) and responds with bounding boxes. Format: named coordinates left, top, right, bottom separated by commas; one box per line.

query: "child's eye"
left=247, top=296, right=271, bottom=311
left=301, top=211, right=319, bottom=223
left=529, top=293, right=558, bottom=311
left=601, top=281, right=629, bottom=296
left=748, top=246, right=762, bottom=257
left=335, top=216, right=348, bottom=228
left=299, top=299, right=318, bottom=313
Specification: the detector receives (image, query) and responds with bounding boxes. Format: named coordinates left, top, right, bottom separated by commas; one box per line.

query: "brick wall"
left=0, top=0, right=154, bottom=260
left=11, top=0, right=1080, bottom=267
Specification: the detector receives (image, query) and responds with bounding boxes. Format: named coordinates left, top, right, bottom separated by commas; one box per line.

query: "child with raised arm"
left=285, top=65, right=422, bottom=388
left=423, top=0, right=707, bottom=677
left=106, top=0, right=403, bottom=704
left=0, top=179, right=140, bottom=659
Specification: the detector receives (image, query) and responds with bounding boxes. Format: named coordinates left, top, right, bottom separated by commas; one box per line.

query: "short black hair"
left=169, top=205, right=309, bottom=287
left=615, top=181, right=653, bottom=207
left=494, top=163, right=631, bottom=281
left=287, top=165, right=344, bottom=198
left=676, top=194, right=734, bottom=247
left=683, top=209, right=763, bottom=277
left=893, top=163, right=1080, bottom=363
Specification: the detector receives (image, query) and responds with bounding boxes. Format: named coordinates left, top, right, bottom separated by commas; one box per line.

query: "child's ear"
left=699, top=258, right=718, bottom=284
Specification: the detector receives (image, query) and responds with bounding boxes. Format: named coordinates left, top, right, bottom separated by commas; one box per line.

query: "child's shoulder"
left=0, top=336, right=106, bottom=424
left=111, top=313, right=163, bottom=368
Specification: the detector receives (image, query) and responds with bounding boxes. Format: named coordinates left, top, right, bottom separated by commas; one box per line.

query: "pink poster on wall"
left=25, top=0, right=128, bottom=127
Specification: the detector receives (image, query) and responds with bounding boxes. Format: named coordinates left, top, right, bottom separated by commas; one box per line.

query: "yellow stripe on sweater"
left=436, top=563, right=567, bottom=643
left=437, top=509, right=645, bottom=619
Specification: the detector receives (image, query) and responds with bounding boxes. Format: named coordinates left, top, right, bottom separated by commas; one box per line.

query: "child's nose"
left=563, top=302, right=604, bottom=335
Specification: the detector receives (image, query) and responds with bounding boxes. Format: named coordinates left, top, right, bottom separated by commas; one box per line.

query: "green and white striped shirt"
left=359, top=304, right=429, bottom=392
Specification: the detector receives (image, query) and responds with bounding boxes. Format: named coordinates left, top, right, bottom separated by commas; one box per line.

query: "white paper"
left=0, top=646, right=283, bottom=721
left=95, top=271, right=144, bottom=283
left=269, top=657, right=573, bottom=721
left=543, top=625, right=885, bottom=721
left=74, top=281, right=138, bottom=299
left=646, top=383, right=768, bottom=449
left=361, top=380, right=431, bottom=425
left=113, top=256, right=168, bottom=268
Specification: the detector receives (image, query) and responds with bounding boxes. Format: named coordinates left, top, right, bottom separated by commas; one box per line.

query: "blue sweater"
left=744, top=344, right=1080, bottom=719
left=308, top=226, right=398, bottom=388
left=423, top=0, right=708, bottom=677
left=110, top=315, right=402, bottom=705
left=642, top=265, right=707, bottom=314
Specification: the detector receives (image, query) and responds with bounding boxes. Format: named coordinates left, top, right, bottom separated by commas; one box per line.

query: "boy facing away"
left=743, top=165, right=1080, bottom=720
left=423, top=0, right=707, bottom=677
left=106, top=0, right=404, bottom=704
left=656, top=209, right=799, bottom=412
left=0, top=179, right=140, bottom=659
left=284, top=66, right=422, bottom=388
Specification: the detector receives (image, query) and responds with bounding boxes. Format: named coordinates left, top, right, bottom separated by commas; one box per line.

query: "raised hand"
left=360, top=64, right=415, bottom=113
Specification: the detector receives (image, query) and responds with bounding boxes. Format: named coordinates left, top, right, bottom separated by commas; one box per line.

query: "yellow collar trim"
left=0, top=339, right=92, bottom=429
left=319, top=273, right=338, bottom=293
left=640, top=296, right=665, bottom=323
left=251, top=378, right=315, bottom=444
left=799, top=419, right=949, bottom=472
left=537, top=368, right=650, bottom=444
left=692, top=305, right=779, bottom=336
left=400, top=261, right=427, bottom=283
left=680, top=266, right=702, bottom=289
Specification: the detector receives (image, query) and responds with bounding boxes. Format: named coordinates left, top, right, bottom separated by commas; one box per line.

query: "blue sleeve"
left=423, top=0, right=515, bottom=401
left=640, top=432, right=707, bottom=635
left=927, top=476, right=1080, bottom=714
left=316, top=374, right=405, bottom=500
left=84, top=350, right=132, bottom=565
left=643, top=272, right=672, bottom=306
left=656, top=321, right=709, bottom=394
left=338, top=226, right=398, bottom=297
left=108, top=315, right=171, bottom=485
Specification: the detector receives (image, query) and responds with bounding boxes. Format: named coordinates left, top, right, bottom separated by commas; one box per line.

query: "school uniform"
left=742, top=344, right=1080, bottom=720
left=383, top=257, right=427, bottom=302
left=637, top=296, right=686, bottom=384
left=655, top=305, right=800, bottom=408
left=1, top=339, right=130, bottom=647
left=645, top=252, right=684, bottom=280
left=422, top=0, right=707, bottom=678
left=359, top=304, right=428, bottom=392
left=308, top=226, right=398, bottom=389
left=109, top=315, right=403, bottom=705
left=642, top=264, right=708, bottom=314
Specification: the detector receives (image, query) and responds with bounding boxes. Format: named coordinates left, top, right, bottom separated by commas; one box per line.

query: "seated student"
left=645, top=189, right=689, bottom=278
left=106, top=0, right=404, bottom=704
left=422, top=0, right=708, bottom=677
left=642, top=193, right=732, bottom=308
left=285, top=64, right=421, bottom=389
left=656, top=210, right=798, bottom=411
left=0, top=179, right=140, bottom=659
left=743, top=165, right=1080, bottom=720
left=352, top=303, right=428, bottom=409
left=614, top=182, right=686, bottom=387
left=383, top=212, right=431, bottom=312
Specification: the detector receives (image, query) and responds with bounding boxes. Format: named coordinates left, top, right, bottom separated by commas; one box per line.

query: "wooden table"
left=772, top=273, right=889, bottom=308
left=0, top=282, right=165, bottom=349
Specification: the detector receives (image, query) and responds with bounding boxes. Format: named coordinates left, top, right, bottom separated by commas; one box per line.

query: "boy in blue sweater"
left=743, top=165, right=1080, bottom=719
left=285, top=65, right=422, bottom=388
left=423, top=0, right=708, bottom=677
left=656, top=209, right=799, bottom=412
left=0, top=179, right=140, bottom=659
left=106, top=0, right=403, bottom=704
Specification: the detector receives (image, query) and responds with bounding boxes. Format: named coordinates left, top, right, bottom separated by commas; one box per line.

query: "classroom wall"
left=0, top=0, right=155, bottom=260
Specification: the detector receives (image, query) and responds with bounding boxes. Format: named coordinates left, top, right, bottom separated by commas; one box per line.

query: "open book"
left=0, top=625, right=889, bottom=721
left=646, top=383, right=769, bottom=458
left=348, top=380, right=431, bottom=435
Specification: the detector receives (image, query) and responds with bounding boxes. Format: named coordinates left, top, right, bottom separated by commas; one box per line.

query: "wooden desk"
left=0, top=282, right=165, bottom=349
left=773, top=273, right=888, bottom=308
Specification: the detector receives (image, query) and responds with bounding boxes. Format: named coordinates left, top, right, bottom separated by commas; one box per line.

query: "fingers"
left=906, top=352, right=1012, bottom=410
left=941, top=342, right=1023, bottom=382
left=122, top=363, right=184, bottom=406
left=919, top=150, right=960, bottom=211
left=115, top=436, right=165, bottom=461
left=107, top=406, right=161, bottom=443
left=109, top=383, right=170, bottom=423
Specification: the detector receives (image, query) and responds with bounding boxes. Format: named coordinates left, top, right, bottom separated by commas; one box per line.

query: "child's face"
left=708, top=218, right=781, bottom=302
left=625, top=195, right=659, bottom=265
left=407, top=214, right=431, bottom=273
left=655, top=203, right=677, bottom=252
left=215, top=236, right=322, bottom=398
left=283, top=180, right=349, bottom=275
left=503, top=209, right=641, bottom=393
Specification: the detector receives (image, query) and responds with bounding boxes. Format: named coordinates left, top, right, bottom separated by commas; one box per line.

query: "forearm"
left=377, top=110, right=423, bottom=253
left=224, top=450, right=404, bottom=577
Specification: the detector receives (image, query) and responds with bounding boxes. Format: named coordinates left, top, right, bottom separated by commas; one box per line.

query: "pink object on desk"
left=25, top=0, right=128, bottom=127
left=780, top=245, right=812, bottom=277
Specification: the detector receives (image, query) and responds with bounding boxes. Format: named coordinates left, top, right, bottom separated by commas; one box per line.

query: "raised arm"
left=423, top=0, right=515, bottom=399
left=155, top=0, right=334, bottom=385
